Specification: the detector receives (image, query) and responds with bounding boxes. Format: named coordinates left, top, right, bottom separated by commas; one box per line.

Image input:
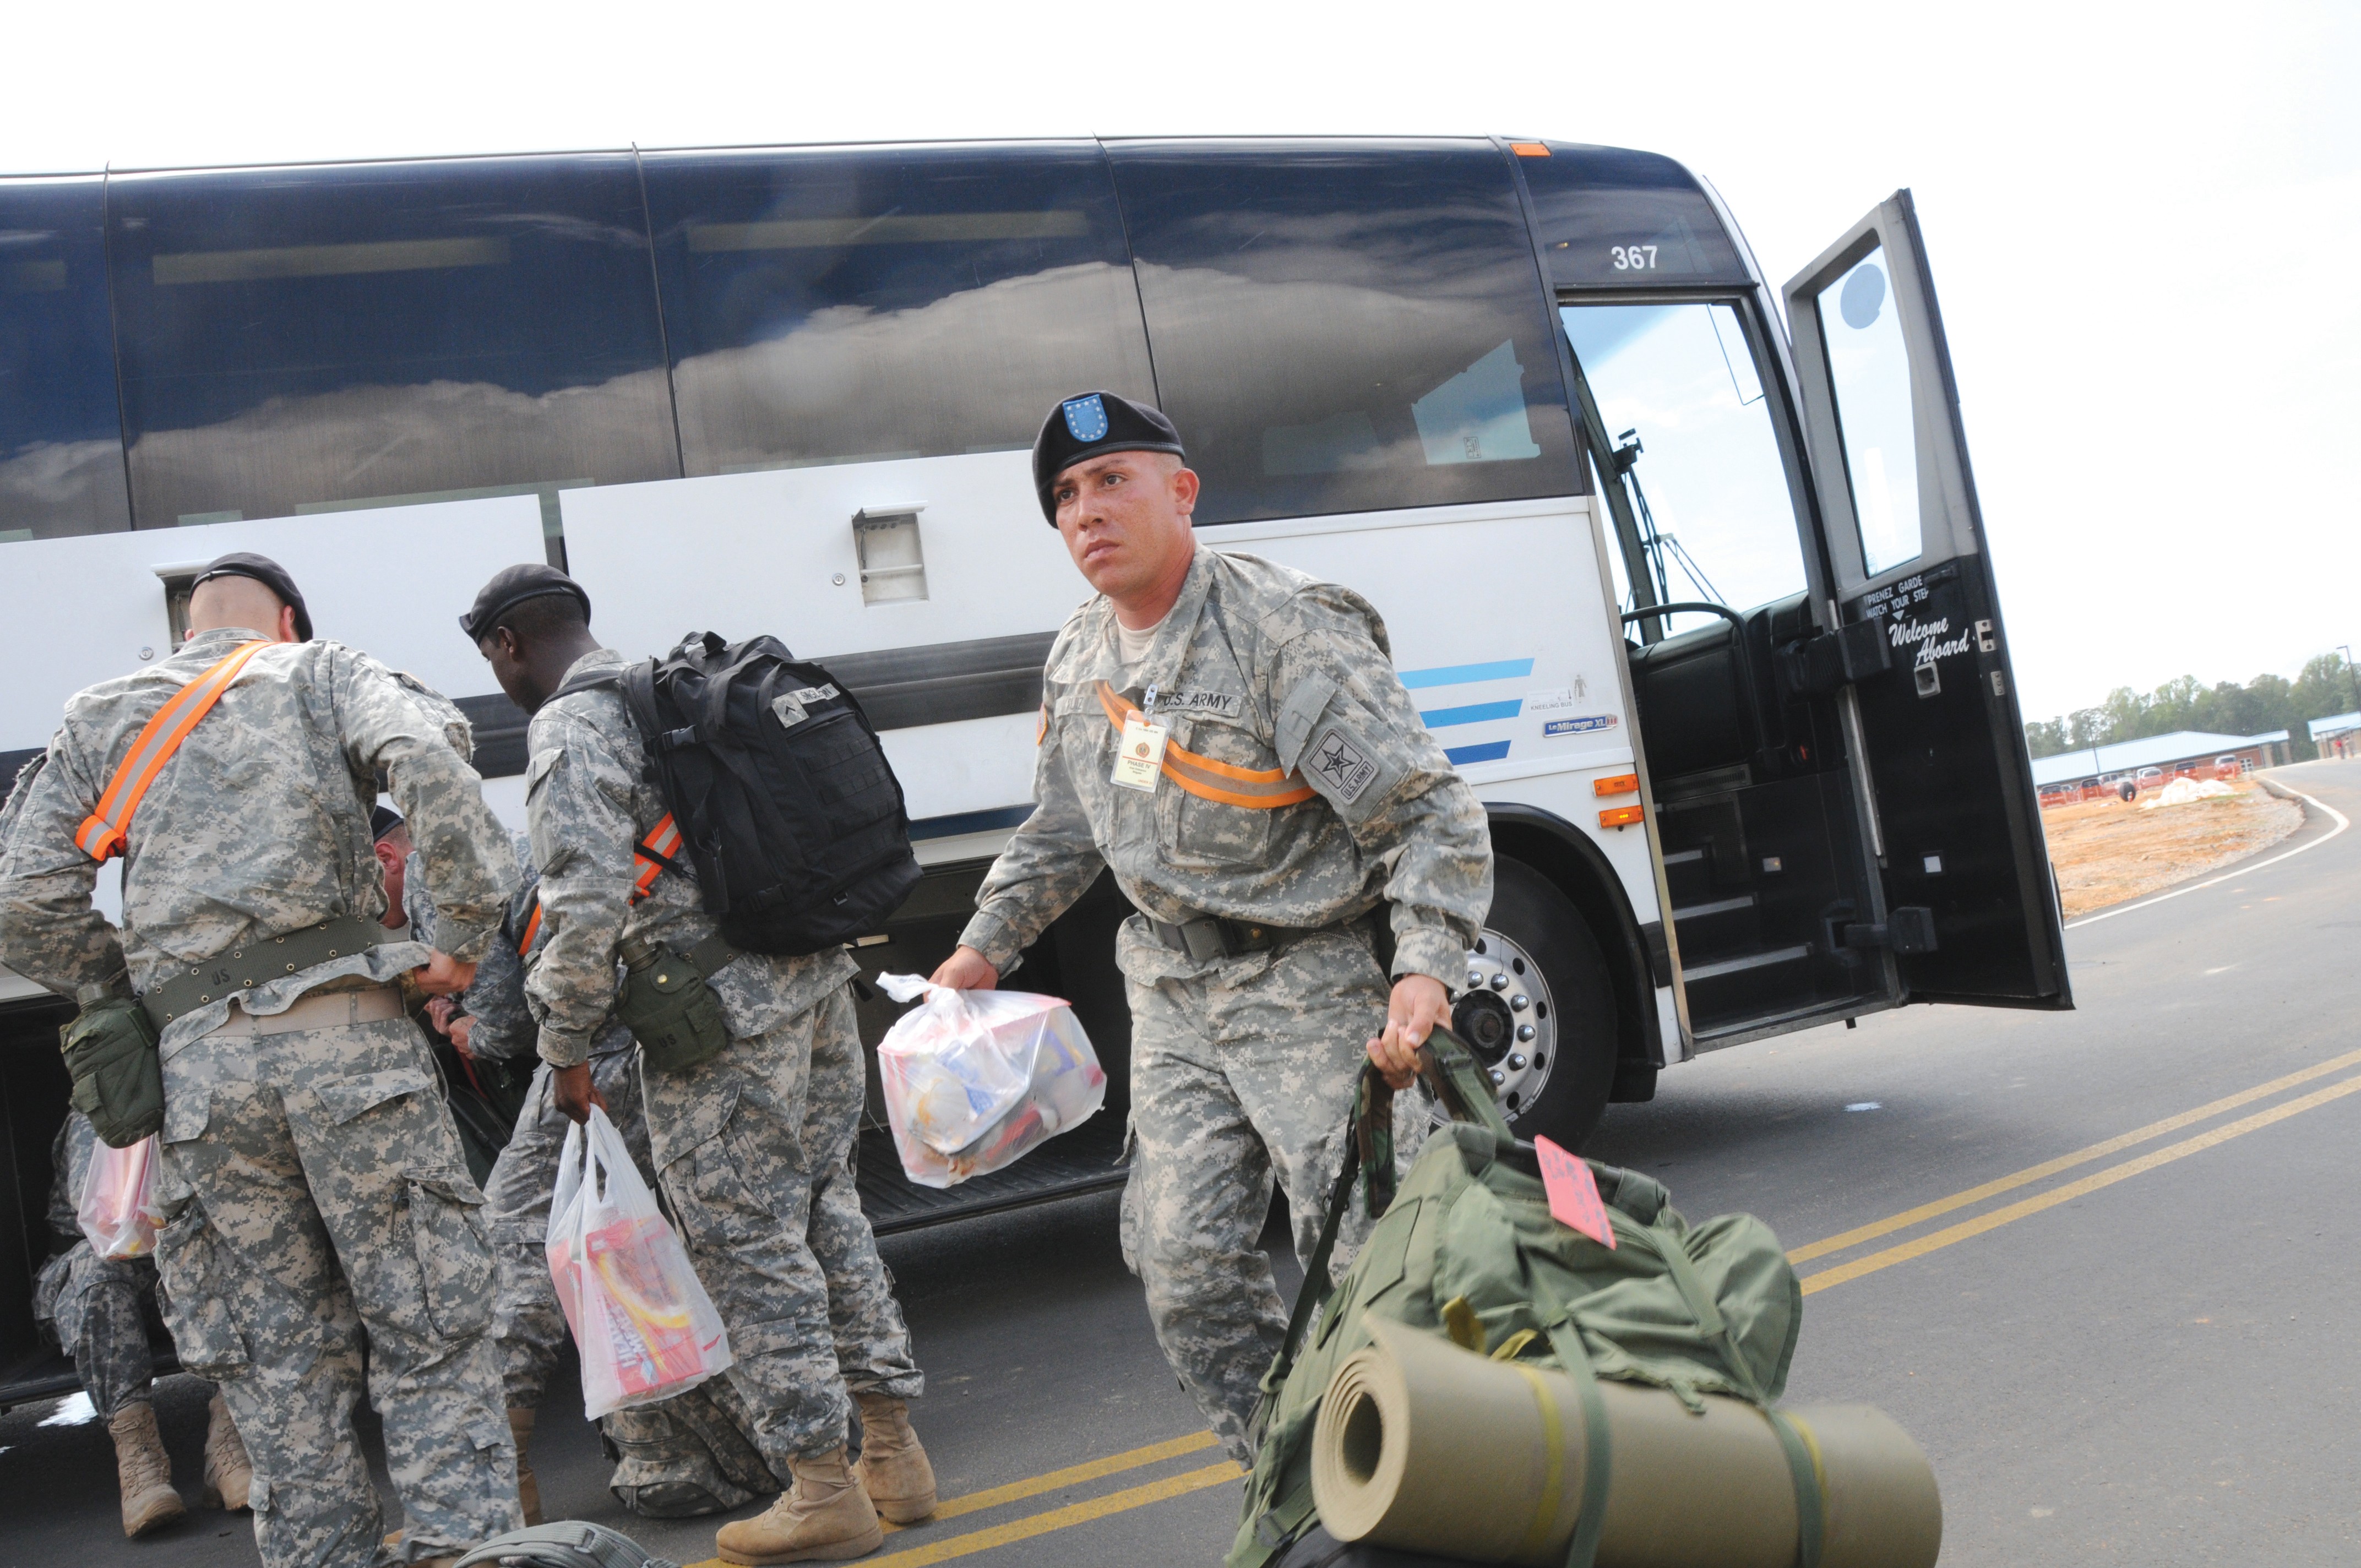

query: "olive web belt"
left=140, top=913, right=403, bottom=1031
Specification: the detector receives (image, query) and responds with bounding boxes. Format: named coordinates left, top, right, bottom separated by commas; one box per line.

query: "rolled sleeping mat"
left=1311, top=1317, right=1940, bottom=1568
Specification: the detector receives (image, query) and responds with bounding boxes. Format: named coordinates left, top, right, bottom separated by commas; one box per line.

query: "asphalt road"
left=4, top=758, right=2355, bottom=1568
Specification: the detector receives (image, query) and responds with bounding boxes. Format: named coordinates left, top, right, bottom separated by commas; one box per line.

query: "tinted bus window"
left=642, top=143, right=1155, bottom=475
left=1108, top=140, right=1579, bottom=525
left=0, top=177, right=130, bottom=541
left=1518, top=144, right=1749, bottom=290
left=106, top=155, right=677, bottom=531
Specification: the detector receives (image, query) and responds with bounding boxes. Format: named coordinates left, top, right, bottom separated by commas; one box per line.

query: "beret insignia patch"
left=1062, top=394, right=1109, bottom=443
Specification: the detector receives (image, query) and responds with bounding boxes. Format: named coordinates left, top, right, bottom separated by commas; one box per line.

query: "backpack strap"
left=630, top=814, right=682, bottom=903
left=516, top=896, right=543, bottom=956
left=76, top=640, right=273, bottom=861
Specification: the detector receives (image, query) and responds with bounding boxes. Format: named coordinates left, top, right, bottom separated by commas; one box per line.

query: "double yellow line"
left=1792, top=1046, right=2361, bottom=1292
left=686, top=1046, right=2361, bottom=1568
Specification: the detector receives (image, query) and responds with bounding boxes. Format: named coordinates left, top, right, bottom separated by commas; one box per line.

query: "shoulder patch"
left=1307, top=726, right=1380, bottom=805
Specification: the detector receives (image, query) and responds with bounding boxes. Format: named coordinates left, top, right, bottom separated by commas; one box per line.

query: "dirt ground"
left=2040, top=780, right=2303, bottom=918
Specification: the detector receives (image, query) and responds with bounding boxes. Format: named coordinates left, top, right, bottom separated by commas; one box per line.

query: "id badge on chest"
left=1110, top=685, right=1168, bottom=793
left=1111, top=715, right=1168, bottom=793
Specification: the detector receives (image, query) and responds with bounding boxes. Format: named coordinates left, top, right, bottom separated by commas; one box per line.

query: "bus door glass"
left=1782, top=193, right=2070, bottom=1009
left=1560, top=300, right=1884, bottom=1039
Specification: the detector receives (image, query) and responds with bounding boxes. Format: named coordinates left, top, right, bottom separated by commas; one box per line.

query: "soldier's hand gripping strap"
left=60, top=995, right=164, bottom=1148
left=75, top=640, right=271, bottom=861
left=1416, top=1025, right=1517, bottom=1147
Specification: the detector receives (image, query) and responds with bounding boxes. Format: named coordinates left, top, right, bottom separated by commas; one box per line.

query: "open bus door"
left=1782, top=191, right=2071, bottom=1009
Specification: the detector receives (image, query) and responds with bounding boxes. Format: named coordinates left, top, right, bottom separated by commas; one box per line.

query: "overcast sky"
left=7, top=1, right=2353, bottom=723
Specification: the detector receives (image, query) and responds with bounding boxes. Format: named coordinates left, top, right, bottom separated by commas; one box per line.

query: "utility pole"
left=2342, top=645, right=2358, bottom=713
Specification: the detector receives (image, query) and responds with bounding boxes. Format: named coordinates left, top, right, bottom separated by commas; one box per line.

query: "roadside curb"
left=2065, top=776, right=2350, bottom=930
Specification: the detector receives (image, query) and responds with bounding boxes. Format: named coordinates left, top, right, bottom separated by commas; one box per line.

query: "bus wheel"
left=1452, top=858, right=1619, bottom=1151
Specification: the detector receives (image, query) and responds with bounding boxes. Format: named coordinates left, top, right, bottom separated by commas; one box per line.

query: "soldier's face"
left=1053, top=452, right=1198, bottom=600
left=478, top=629, right=540, bottom=713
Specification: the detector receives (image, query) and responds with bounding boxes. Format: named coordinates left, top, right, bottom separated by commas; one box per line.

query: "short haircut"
left=498, top=591, right=589, bottom=643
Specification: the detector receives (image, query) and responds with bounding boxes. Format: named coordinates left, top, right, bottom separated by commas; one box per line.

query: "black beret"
left=1031, top=391, right=1185, bottom=523
left=191, top=552, right=312, bottom=641
left=460, top=563, right=591, bottom=643
left=370, top=805, right=406, bottom=842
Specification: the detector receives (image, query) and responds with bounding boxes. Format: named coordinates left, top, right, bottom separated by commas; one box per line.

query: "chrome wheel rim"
left=1455, top=927, right=1556, bottom=1126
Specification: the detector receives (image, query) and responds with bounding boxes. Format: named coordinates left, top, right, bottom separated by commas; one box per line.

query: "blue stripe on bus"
left=909, top=804, right=1035, bottom=841
left=1421, top=699, right=1522, bottom=729
left=1445, top=740, right=1513, bottom=765
left=1397, top=658, right=1535, bottom=689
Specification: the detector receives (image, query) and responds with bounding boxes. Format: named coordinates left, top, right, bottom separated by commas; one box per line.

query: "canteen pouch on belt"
left=615, top=942, right=731, bottom=1076
left=60, top=995, right=165, bottom=1149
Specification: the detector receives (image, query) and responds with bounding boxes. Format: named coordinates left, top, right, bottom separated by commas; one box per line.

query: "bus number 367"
left=1610, top=244, right=1660, bottom=270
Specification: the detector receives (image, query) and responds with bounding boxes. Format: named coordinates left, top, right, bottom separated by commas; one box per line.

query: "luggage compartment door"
left=1782, top=192, right=2070, bottom=1009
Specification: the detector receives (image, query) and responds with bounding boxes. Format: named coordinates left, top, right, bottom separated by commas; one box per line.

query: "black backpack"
left=560, top=633, right=921, bottom=956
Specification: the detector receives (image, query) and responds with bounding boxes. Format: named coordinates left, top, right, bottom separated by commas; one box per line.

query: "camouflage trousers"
left=638, top=986, right=922, bottom=1468
left=485, top=1043, right=788, bottom=1512
left=1118, top=923, right=1396, bottom=1466
left=155, top=1010, right=523, bottom=1568
left=32, top=1243, right=200, bottom=1419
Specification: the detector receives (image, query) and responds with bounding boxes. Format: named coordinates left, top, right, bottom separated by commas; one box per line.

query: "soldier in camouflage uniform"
left=32, top=1110, right=255, bottom=1538
left=0, top=554, right=523, bottom=1568
left=461, top=563, right=930, bottom=1565
left=932, top=393, right=1493, bottom=1465
left=463, top=831, right=788, bottom=1523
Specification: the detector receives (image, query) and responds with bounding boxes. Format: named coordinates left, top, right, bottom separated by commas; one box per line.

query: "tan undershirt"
left=1116, top=610, right=1168, bottom=674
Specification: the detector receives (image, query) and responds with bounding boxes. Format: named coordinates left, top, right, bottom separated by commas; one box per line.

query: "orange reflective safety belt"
left=75, top=640, right=273, bottom=862
left=514, top=814, right=676, bottom=956
left=1094, top=681, right=1317, bottom=809
left=631, top=814, right=681, bottom=903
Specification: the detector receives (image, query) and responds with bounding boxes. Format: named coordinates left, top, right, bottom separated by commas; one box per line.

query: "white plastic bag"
left=874, top=974, right=1107, bottom=1189
left=547, top=1106, right=732, bottom=1419
left=77, top=1135, right=164, bottom=1260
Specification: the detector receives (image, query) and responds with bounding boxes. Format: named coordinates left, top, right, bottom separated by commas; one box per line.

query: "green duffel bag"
left=1230, top=1031, right=1807, bottom=1568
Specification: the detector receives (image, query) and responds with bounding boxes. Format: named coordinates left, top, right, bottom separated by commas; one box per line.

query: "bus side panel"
left=0, top=496, right=546, bottom=755
left=561, top=455, right=1078, bottom=832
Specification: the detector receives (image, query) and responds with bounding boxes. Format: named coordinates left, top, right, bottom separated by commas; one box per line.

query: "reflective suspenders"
left=75, top=641, right=273, bottom=862
left=1094, top=681, right=1316, bottom=808
left=631, top=814, right=681, bottom=901
left=512, top=812, right=680, bottom=957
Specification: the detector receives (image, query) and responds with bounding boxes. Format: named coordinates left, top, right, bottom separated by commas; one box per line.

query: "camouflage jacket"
left=962, top=547, right=1493, bottom=987
left=455, top=830, right=633, bottom=1063
left=523, top=647, right=857, bottom=1069
left=0, top=627, right=516, bottom=1051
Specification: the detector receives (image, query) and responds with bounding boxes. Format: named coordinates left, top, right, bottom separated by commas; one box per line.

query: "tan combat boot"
left=107, top=1400, right=187, bottom=1538
left=714, top=1446, right=883, bottom=1564
left=850, top=1393, right=936, bottom=1523
left=510, top=1406, right=544, bottom=1526
left=200, top=1393, right=253, bottom=1512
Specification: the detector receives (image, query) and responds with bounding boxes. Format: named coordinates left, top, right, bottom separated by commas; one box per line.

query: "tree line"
left=2023, top=652, right=2360, bottom=763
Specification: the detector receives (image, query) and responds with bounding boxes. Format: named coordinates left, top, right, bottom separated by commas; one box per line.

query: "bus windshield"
left=1560, top=302, right=1805, bottom=637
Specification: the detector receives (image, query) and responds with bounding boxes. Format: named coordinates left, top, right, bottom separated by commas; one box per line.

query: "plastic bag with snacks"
left=548, top=1106, right=732, bottom=1418
left=874, top=974, right=1107, bottom=1189
left=77, top=1134, right=164, bottom=1260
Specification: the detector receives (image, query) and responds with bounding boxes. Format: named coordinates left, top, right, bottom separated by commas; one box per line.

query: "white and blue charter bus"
left=0, top=137, right=2066, bottom=1401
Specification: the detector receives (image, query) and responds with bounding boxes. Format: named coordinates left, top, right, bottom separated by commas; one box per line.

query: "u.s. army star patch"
left=1309, top=727, right=1379, bottom=803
